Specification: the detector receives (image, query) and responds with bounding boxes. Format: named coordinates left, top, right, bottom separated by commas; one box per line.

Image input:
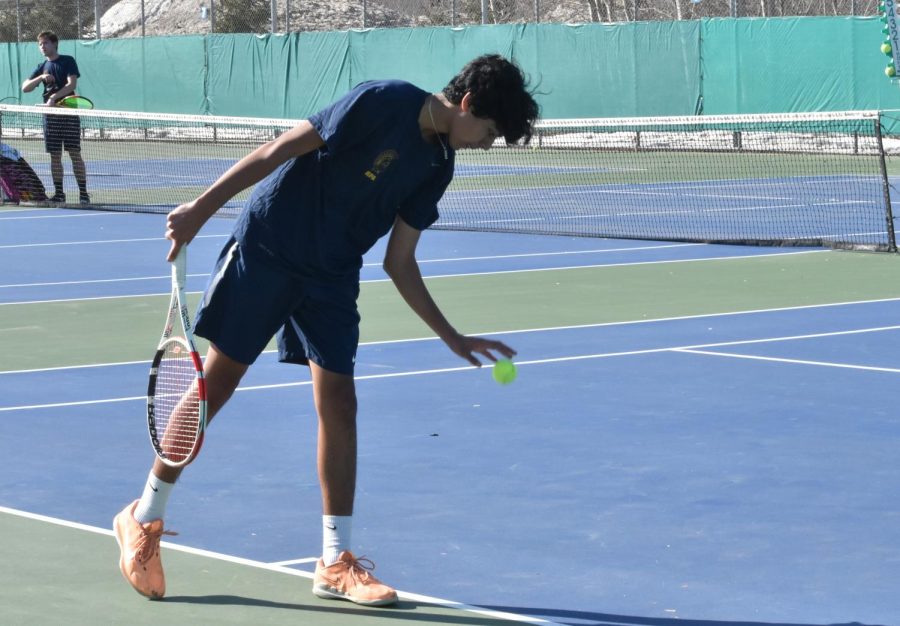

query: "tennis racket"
left=147, top=246, right=207, bottom=467
left=57, top=95, right=93, bottom=110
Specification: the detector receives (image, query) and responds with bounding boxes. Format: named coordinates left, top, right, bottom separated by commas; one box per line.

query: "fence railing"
left=0, top=0, right=882, bottom=43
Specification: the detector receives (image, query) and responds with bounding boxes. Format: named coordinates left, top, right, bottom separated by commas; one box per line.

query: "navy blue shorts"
left=43, top=114, right=81, bottom=153
left=193, top=238, right=361, bottom=375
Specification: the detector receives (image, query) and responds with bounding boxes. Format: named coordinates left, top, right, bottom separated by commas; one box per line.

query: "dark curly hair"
left=442, top=54, right=539, bottom=145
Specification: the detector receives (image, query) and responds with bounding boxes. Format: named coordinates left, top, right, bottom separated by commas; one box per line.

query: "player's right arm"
left=21, top=72, right=50, bottom=93
left=384, top=216, right=516, bottom=367
left=166, top=120, right=325, bottom=260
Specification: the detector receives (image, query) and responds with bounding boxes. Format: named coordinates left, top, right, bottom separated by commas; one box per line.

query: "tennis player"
left=20, top=30, right=90, bottom=204
left=114, top=54, right=539, bottom=605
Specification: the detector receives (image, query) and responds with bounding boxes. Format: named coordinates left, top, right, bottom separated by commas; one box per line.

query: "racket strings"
left=154, top=341, right=202, bottom=462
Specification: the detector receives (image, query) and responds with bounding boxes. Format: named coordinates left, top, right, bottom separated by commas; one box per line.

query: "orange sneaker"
left=313, top=551, right=398, bottom=606
left=113, top=500, right=177, bottom=600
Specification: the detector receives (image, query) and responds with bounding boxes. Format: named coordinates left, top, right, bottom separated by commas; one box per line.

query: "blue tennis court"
left=1, top=205, right=898, bottom=625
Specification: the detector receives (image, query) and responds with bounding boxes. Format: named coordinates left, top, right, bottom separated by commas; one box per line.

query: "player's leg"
left=275, top=291, right=360, bottom=562
left=43, top=115, right=65, bottom=201
left=48, top=150, right=64, bottom=201
left=68, top=149, right=88, bottom=203
left=150, top=344, right=248, bottom=483
left=114, top=344, right=248, bottom=599
left=114, top=239, right=287, bottom=599
left=283, top=279, right=398, bottom=607
left=63, top=117, right=89, bottom=203
left=312, top=364, right=357, bottom=517
left=309, top=364, right=397, bottom=606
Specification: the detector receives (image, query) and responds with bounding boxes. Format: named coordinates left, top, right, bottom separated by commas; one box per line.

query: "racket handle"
left=172, top=246, right=187, bottom=288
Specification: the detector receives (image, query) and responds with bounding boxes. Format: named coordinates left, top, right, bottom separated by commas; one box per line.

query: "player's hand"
left=165, top=200, right=207, bottom=261
left=447, top=333, right=516, bottom=367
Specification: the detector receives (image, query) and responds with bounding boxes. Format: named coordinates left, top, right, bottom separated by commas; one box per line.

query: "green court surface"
left=3, top=249, right=900, bottom=372
left=0, top=510, right=547, bottom=626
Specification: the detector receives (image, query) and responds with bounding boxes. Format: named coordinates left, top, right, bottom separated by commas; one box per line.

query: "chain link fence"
left=0, top=0, right=882, bottom=42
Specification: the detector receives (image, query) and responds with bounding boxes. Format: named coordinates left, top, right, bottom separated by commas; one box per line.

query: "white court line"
left=0, top=243, right=701, bottom=290
left=0, top=273, right=210, bottom=289
left=535, top=199, right=872, bottom=218
left=0, top=211, right=128, bottom=220
left=442, top=174, right=878, bottom=198
left=269, top=557, right=319, bottom=566
left=0, top=395, right=146, bottom=411
left=0, top=506, right=562, bottom=625
left=0, top=249, right=825, bottom=306
left=673, top=348, right=900, bottom=373
left=0, top=291, right=164, bottom=306
left=3, top=322, right=899, bottom=413
left=364, top=242, right=701, bottom=266
left=0, top=233, right=227, bottom=250
left=363, top=249, right=825, bottom=283
left=4, top=295, right=900, bottom=376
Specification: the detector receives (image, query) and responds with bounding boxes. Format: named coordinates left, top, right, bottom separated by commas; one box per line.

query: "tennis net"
left=1, top=105, right=896, bottom=251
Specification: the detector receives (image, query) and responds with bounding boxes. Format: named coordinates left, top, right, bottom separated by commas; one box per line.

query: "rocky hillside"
left=100, top=0, right=591, bottom=38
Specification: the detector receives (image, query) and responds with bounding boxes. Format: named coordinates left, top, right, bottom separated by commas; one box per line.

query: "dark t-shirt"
left=233, top=79, right=454, bottom=282
left=29, top=55, right=80, bottom=102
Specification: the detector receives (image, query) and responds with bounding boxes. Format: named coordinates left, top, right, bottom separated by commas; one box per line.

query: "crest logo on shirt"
left=364, top=149, right=398, bottom=181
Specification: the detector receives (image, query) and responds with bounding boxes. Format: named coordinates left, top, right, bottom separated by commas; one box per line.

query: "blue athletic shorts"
left=43, top=114, right=81, bottom=153
left=193, top=238, right=361, bottom=375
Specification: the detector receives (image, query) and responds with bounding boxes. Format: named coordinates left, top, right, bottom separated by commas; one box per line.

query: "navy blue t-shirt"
left=233, top=80, right=454, bottom=282
left=29, top=55, right=80, bottom=102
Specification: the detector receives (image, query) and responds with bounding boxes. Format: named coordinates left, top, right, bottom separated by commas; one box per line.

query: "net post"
left=875, top=113, right=897, bottom=252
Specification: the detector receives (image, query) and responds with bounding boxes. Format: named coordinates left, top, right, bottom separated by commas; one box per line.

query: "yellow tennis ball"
left=882, top=42, right=893, bottom=55
left=887, top=64, right=897, bottom=77
left=492, top=359, right=517, bottom=385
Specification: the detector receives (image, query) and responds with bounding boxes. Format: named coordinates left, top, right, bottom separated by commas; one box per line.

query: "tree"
left=214, top=0, right=271, bottom=34
left=0, top=0, right=101, bottom=43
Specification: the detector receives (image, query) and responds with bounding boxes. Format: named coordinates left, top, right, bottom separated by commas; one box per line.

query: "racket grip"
left=172, top=246, right=187, bottom=288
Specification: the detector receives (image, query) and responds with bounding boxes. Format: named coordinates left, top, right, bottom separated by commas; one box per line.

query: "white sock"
left=322, top=515, right=352, bottom=566
left=133, top=472, right=174, bottom=524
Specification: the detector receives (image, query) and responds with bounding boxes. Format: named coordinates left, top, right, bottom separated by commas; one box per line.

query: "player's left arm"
left=383, top=216, right=516, bottom=367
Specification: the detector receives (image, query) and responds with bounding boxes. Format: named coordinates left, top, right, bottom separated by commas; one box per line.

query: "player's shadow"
left=480, top=606, right=889, bottom=626
left=163, top=595, right=526, bottom=624
left=158, top=598, right=893, bottom=626
left=162, top=594, right=309, bottom=610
